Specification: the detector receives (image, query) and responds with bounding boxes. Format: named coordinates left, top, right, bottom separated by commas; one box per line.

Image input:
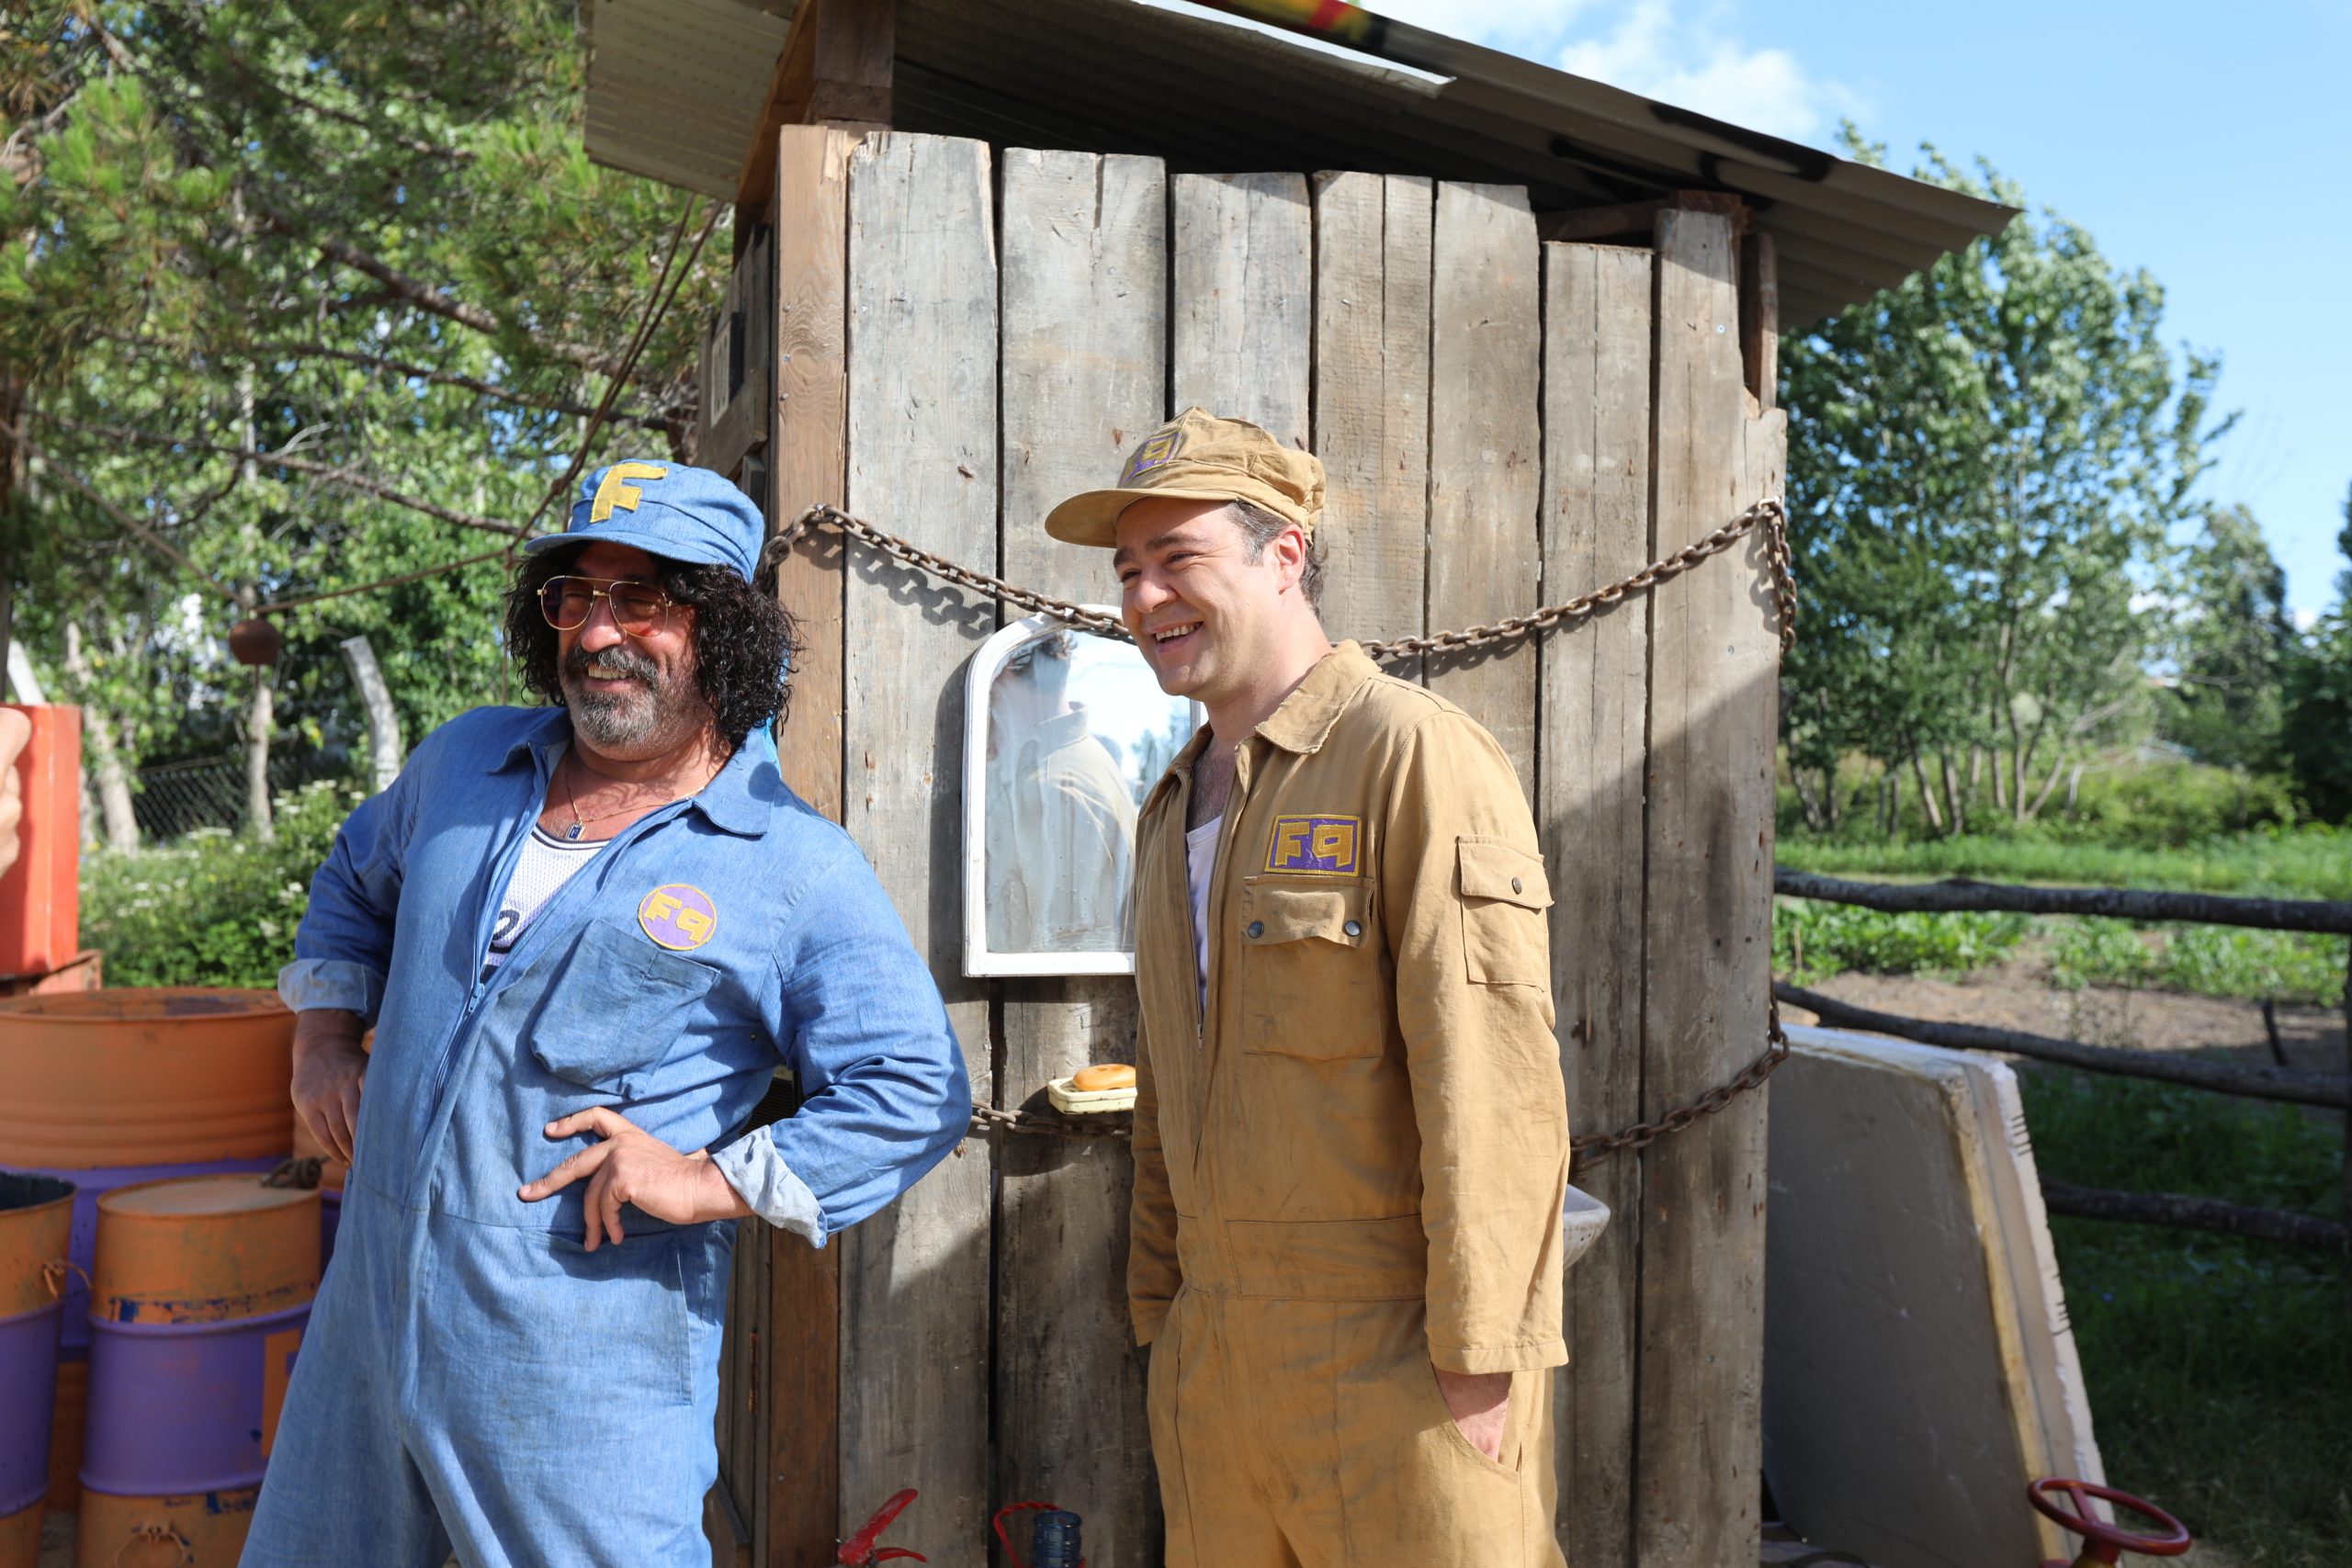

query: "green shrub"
left=2053, top=762, right=2300, bottom=848
left=1773, top=899, right=2031, bottom=984
left=2047, top=918, right=2348, bottom=1006
left=81, top=780, right=361, bottom=988
left=1781, top=823, right=2352, bottom=900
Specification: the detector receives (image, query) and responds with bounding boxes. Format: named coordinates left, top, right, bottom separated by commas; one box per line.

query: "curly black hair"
left=502, top=544, right=803, bottom=751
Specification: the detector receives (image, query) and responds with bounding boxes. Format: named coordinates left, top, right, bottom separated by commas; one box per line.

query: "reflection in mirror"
left=982, top=626, right=1191, bottom=957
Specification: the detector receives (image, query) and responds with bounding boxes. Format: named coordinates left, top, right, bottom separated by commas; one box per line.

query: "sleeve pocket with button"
left=517, top=918, right=719, bottom=1094
left=1455, top=839, right=1552, bottom=987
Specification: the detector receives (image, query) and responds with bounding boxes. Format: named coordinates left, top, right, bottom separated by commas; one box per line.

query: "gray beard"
left=561, top=647, right=674, bottom=751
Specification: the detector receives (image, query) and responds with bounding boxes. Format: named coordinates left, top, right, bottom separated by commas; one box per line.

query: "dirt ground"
left=1784, top=953, right=2348, bottom=1077
left=40, top=964, right=2318, bottom=1568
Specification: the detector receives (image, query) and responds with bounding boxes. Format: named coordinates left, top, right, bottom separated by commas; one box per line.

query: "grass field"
left=2019, top=1071, right=2348, bottom=1566
left=1779, top=824, right=2352, bottom=900
left=1781, top=825, right=2349, bottom=1566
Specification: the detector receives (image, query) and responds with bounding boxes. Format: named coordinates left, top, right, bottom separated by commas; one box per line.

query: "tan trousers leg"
left=1148, top=1289, right=1566, bottom=1568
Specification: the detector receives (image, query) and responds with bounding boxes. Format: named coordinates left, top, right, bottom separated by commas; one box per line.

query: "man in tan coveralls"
left=1046, top=409, right=1572, bottom=1567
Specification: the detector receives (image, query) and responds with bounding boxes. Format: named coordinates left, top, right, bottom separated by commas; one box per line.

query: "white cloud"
left=1552, top=0, right=1858, bottom=144
left=1376, top=0, right=1860, bottom=148
left=2293, top=605, right=2322, bottom=633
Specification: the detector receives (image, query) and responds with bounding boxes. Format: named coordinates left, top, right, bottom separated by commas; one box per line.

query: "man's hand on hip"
left=1434, top=1366, right=1511, bottom=1462
left=291, top=1010, right=368, bottom=1165
left=519, top=1107, right=752, bottom=1250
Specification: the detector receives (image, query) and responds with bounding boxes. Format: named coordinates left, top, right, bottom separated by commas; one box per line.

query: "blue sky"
left=1376, top=0, right=2352, bottom=622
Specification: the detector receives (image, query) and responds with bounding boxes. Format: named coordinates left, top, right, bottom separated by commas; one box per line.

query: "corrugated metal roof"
left=582, top=0, right=2013, bottom=323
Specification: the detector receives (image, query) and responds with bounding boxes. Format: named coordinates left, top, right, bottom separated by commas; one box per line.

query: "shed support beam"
left=735, top=0, right=896, bottom=214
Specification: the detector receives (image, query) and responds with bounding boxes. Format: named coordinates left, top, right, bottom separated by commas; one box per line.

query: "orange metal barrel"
left=0, top=1500, right=36, bottom=1568
left=0, top=990, right=294, bottom=1168
left=46, top=1355, right=84, bottom=1514
left=90, top=1179, right=317, bottom=1325
left=0, top=1172, right=72, bottom=1317
left=77, top=1484, right=261, bottom=1568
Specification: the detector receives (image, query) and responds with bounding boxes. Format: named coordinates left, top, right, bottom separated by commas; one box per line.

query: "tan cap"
left=1044, top=407, right=1325, bottom=547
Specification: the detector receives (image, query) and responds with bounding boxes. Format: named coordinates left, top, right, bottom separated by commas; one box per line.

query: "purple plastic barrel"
left=0, top=1298, right=63, bottom=1517
left=26, top=1156, right=277, bottom=1353
left=0, top=1169, right=73, bottom=1528
left=82, top=1303, right=309, bottom=1495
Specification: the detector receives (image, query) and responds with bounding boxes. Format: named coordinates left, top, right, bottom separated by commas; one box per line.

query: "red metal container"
left=0, top=989, right=295, bottom=1168
left=0, top=705, right=81, bottom=985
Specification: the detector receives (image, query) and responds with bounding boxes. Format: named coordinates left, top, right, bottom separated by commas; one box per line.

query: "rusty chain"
left=771, top=497, right=1796, bottom=662
left=775, top=498, right=1799, bottom=1157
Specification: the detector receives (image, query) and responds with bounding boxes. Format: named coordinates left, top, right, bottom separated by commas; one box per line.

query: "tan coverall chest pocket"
left=1237, top=876, right=1381, bottom=1058
left=1456, top=839, right=1552, bottom=987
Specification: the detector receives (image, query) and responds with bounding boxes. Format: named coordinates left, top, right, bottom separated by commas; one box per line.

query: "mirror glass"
left=980, top=626, right=1192, bottom=956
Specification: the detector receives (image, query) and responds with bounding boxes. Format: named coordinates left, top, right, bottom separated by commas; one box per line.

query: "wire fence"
left=131, top=750, right=347, bottom=842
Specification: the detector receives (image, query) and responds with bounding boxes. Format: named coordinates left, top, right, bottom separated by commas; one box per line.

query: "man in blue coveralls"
left=243, top=461, right=970, bottom=1567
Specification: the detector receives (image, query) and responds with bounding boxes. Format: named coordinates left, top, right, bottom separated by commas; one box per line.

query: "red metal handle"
left=2029, top=1479, right=2191, bottom=1562
left=839, top=1488, right=925, bottom=1566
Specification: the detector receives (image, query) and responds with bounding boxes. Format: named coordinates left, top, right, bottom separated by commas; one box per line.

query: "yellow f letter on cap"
left=589, top=462, right=670, bottom=523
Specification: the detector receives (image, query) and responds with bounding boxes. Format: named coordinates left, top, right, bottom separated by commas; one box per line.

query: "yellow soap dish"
left=1046, top=1076, right=1137, bottom=1115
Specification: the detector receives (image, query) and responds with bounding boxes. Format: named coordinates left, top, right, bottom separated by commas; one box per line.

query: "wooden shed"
left=577, top=4, right=2011, bottom=1564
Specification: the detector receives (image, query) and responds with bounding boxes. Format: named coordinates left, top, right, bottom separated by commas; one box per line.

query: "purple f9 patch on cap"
left=638, top=885, right=718, bottom=951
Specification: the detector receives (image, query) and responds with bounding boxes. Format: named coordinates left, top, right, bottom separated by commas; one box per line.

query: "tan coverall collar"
left=1249, top=640, right=1379, bottom=756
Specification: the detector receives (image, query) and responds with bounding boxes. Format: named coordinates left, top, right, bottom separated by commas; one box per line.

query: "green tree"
left=2158, top=503, right=2292, bottom=773
left=2278, top=483, right=2352, bottom=821
left=1781, top=141, right=2228, bottom=834
left=0, top=2, right=719, bottom=841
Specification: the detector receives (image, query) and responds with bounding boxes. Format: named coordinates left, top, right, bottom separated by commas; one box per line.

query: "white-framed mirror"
left=963, top=610, right=1196, bottom=976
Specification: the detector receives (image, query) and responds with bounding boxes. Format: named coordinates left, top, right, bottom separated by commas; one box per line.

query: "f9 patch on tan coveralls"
left=1129, top=643, right=1572, bottom=1568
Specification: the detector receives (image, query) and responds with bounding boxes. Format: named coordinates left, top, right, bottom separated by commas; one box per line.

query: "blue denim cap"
left=522, top=460, right=765, bottom=582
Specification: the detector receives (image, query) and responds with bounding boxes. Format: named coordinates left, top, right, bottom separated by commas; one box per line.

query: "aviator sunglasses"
left=537, top=575, right=679, bottom=638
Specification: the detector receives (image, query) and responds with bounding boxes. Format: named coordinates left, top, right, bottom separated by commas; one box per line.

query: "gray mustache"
left=563, top=645, right=662, bottom=683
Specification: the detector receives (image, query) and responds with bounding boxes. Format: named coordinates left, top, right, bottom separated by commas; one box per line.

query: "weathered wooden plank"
left=1634, top=206, right=1780, bottom=1568
left=1537, top=239, right=1653, bottom=1568
left=1426, top=182, right=1542, bottom=788
left=999, top=149, right=1167, bottom=599
left=842, top=130, right=998, bottom=1568
left=771, top=124, right=858, bottom=822
left=993, top=146, right=1166, bottom=1568
left=763, top=120, right=860, bottom=1568
left=1740, top=230, right=1778, bottom=413
left=1311, top=171, right=1431, bottom=671
left=1170, top=172, right=1311, bottom=451
left=703, top=367, right=770, bottom=481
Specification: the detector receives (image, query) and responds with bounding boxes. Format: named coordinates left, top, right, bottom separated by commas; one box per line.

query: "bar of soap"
left=1046, top=1066, right=1138, bottom=1115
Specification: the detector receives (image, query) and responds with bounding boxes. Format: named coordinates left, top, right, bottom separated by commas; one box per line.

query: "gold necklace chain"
left=558, top=750, right=719, bottom=841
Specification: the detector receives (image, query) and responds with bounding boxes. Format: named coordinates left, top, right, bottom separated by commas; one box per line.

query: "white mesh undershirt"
left=483, top=825, right=607, bottom=975
left=1185, top=816, right=1219, bottom=1017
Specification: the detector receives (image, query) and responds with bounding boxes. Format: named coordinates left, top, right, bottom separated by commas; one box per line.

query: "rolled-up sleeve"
left=728, top=844, right=969, bottom=1246
left=278, top=769, right=416, bottom=1022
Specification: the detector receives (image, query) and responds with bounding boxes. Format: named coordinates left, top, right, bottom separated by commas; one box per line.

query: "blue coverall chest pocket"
left=517, top=918, right=719, bottom=1094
